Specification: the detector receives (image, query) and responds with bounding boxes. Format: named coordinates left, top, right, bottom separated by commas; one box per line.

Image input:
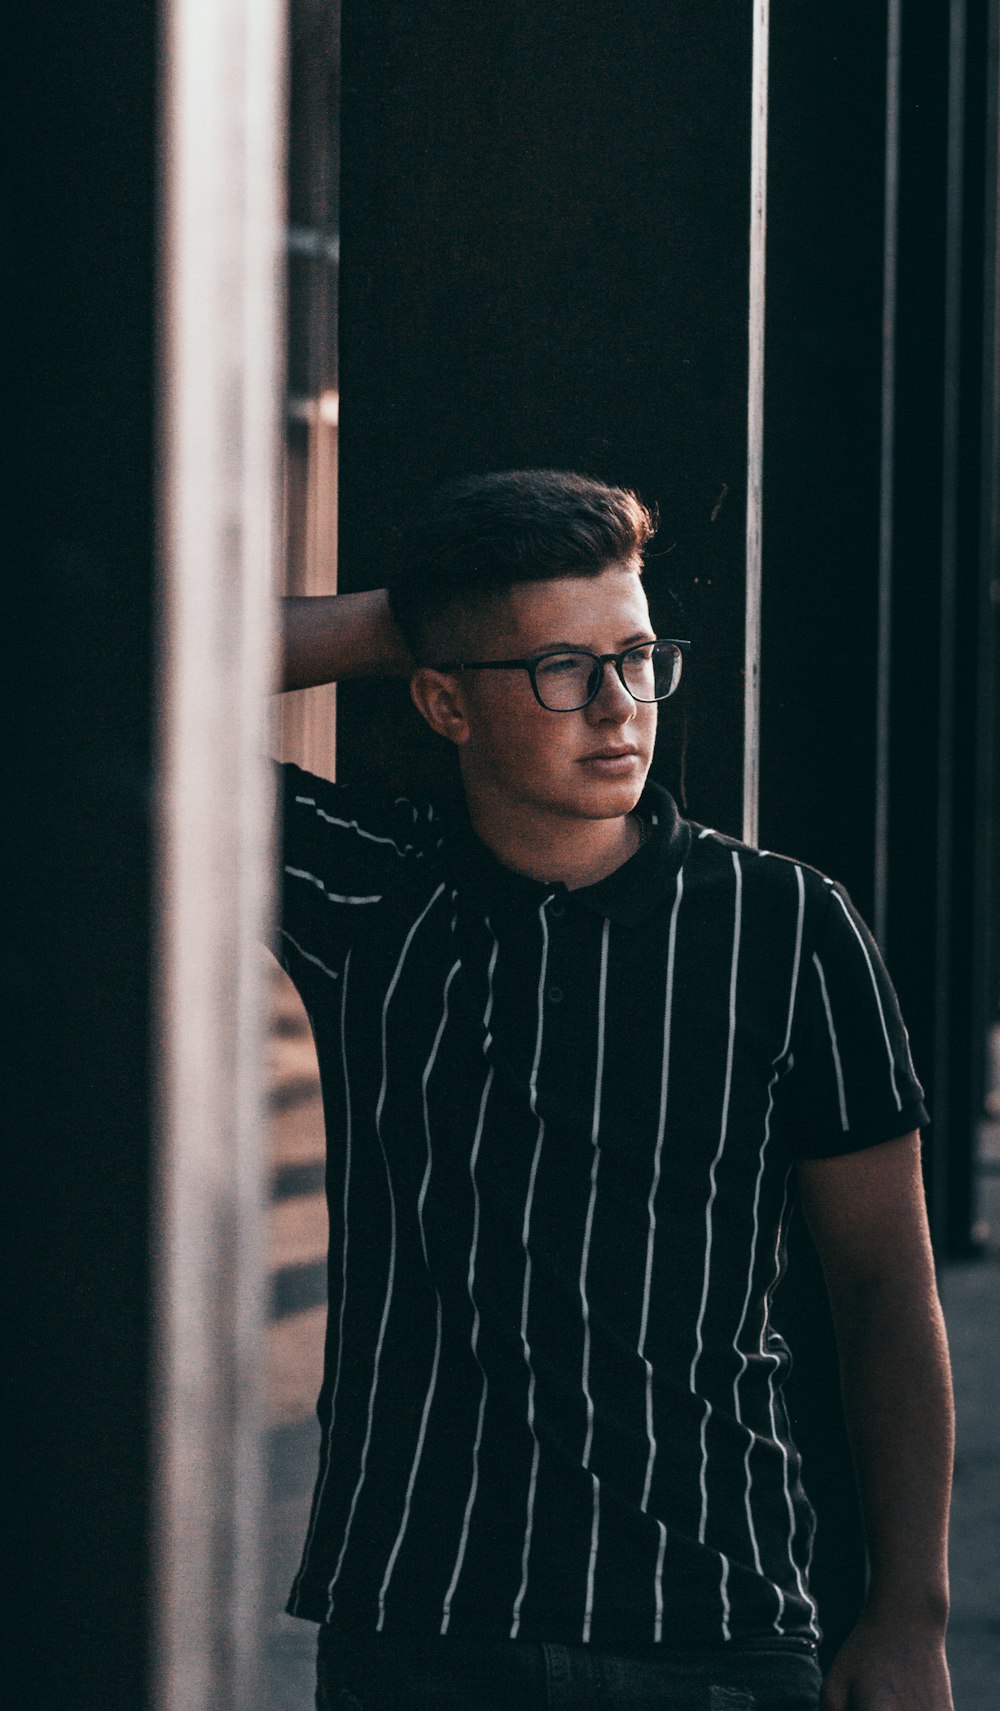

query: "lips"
left=579, top=747, right=641, bottom=761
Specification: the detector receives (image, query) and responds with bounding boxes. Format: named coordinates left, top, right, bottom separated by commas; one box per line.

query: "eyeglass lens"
left=533, top=642, right=681, bottom=710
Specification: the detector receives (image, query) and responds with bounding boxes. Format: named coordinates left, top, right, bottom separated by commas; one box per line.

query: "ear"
left=409, top=668, right=472, bottom=746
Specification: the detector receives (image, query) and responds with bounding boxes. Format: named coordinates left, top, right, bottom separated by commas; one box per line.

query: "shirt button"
left=549, top=901, right=565, bottom=919
left=547, top=985, right=564, bottom=1005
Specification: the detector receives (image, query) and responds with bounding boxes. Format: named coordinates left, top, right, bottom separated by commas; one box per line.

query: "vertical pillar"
left=761, top=0, right=1000, bottom=1655
left=154, top=0, right=286, bottom=1706
left=11, top=2, right=289, bottom=1704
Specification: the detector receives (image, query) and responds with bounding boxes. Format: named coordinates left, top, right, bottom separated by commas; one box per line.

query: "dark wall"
left=756, top=2, right=900, bottom=1660
left=760, top=2, right=897, bottom=909
left=337, top=0, right=755, bottom=831
left=896, top=0, right=998, bottom=1257
left=759, top=0, right=998, bottom=1653
left=8, top=4, right=159, bottom=1705
left=761, top=0, right=996, bottom=1260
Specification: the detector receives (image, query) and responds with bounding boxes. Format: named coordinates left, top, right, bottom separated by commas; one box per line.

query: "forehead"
left=482, top=561, right=651, bottom=651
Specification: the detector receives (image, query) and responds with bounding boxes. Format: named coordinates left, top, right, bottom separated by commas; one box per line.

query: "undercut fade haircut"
left=387, top=469, right=657, bottom=662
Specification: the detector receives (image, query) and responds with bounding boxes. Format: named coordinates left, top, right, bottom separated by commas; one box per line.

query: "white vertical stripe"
left=527, top=900, right=553, bottom=1109
left=292, top=794, right=418, bottom=856
left=580, top=920, right=610, bottom=1468
left=765, top=1170, right=792, bottom=1633
left=510, top=902, right=552, bottom=1638
left=899, top=1014, right=920, bottom=1086
left=652, top=1521, right=668, bottom=1644
left=439, top=1063, right=495, bottom=1632
left=803, top=1508, right=819, bottom=1629
left=812, top=952, right=849, bottom=1131
left=509, top=1130, right=544, bottom=1641
left=325, top=883, right=446, bottom=1612
left=283, top=864, right=383, bottom=905
left=435, top=928, right=498, bottom=1637
left=482, top=921, right=498, bottom=1053
left=829, top=888, right=902, bottom=1108
left=779, top=869, right=807, bottom=1063
left=379, top=1302, right=442, bottom=1628
left=764, top=1168, right=818, bottom=1632
left=278, top=926, right=340, bottom=984
left=289, top=946, right=352, bottom=1612
left=582, top=1486, right=602, bottom=1647
left=638, top=869, right=684, bottom=1637
left=639, top=869, right=683, bottom=1499
left=689, top=852, right=742, bottom=1639
left=732, top=867, right=805, bottom=1606
left=579, top=918, right=611, bottom=1643
left=376, top=960, right=461, bottom=1626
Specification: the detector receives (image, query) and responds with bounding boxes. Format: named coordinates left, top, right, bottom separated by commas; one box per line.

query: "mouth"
left=578, top=747, right=643, bottom=771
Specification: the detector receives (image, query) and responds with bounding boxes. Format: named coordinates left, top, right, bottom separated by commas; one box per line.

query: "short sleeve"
left=274, top=760, right=434, bottom=981
left=776, top=879, right=929, bottom=1159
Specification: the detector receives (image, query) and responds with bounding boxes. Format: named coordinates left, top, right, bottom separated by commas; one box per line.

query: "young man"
left=275, top=470, right=954, bottom=1711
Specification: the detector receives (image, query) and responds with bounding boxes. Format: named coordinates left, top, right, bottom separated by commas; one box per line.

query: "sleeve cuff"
left=792, top=1101, right=929, bottom=1160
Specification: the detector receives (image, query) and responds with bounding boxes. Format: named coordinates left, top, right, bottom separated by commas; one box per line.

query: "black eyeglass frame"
left=431, top=638, right=691, bottom=712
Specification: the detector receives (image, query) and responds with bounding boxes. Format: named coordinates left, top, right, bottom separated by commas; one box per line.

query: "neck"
left=466, top=793, right=642, bottom=890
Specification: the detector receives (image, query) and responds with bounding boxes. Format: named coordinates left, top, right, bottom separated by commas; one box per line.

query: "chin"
left=574, top=777, right=647, bottom=820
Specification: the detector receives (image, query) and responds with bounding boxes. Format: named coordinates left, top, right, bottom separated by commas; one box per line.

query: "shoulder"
left=682, top=818, right=839, bottom=918
left=277, top=759, right=441, bottom=862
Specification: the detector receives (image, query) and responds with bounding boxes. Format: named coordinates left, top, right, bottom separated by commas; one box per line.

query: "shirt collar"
left=440, top=780, right=691, bottom=926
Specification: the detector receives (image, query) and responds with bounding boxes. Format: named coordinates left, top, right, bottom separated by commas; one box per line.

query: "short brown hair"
left=387, top=469, right=657, bottom=661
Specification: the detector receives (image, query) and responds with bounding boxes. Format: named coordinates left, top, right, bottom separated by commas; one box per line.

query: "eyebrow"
left=528, top=630, right=657, bottom=654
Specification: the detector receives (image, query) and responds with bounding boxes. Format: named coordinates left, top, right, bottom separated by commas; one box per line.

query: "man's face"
left=447, top=561, right=658, bottom=824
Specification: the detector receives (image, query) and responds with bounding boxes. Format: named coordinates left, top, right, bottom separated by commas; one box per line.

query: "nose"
left=586, top=659, right=636, bottom=723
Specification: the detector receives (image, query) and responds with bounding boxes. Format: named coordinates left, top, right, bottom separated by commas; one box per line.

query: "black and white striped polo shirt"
left=275, top=760, right=927, bottom=1649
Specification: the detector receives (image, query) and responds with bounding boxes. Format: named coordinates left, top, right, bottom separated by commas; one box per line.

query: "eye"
left=536, top=653, right=588, bottom=677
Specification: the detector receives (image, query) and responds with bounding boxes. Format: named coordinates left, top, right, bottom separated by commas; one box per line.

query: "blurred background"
left=8, top=1, right=998, bottom=1707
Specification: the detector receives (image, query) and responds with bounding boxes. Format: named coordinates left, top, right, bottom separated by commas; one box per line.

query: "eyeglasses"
left=432, top=638, right=689, bottom=712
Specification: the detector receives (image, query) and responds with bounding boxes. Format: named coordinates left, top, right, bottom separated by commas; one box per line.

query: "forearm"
left=798, top=1138, right=954, bottom=1707
left=830, top=1272, right=954, bottom=1627
left=279, top=591, right=411, bottom=691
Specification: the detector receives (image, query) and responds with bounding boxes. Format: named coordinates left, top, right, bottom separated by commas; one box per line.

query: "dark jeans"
left=314, top=1627, right=823, bottom=1711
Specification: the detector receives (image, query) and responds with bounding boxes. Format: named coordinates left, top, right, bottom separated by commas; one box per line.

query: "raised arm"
left=279, top=590, right=411, bottom=692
